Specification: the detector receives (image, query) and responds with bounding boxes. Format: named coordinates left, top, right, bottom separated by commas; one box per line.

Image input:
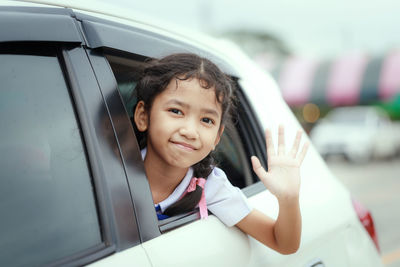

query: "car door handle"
left=304, top=258, right=325, bottom=267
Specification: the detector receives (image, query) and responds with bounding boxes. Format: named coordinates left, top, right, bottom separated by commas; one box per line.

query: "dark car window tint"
left=105, top=54, right=146, bottom=118
left=0, top=53, right=101, bottom=266
left=215, top=125, right=254, bottom=188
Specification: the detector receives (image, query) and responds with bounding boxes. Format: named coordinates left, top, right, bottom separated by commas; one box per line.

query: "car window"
left=0, top=49, right=102, bottom=266
left=105, top=54, right=256, bottom=189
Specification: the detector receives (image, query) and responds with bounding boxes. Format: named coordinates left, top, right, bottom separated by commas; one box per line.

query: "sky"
left=100, top=0, right=400, bottom=60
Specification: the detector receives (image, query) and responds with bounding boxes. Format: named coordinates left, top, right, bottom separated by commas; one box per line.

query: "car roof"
left=6, top=0, right=171, bottom=27
left=2, top=0, right=282, bottom=96
left=5, top=0, right=237, bottom=71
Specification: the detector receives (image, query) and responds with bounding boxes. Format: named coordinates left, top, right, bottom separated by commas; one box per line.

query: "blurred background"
left=99, top=0, right=400, bottom=265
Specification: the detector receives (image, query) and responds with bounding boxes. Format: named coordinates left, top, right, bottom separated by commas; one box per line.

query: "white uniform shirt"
left=142, top=148, right=253, bottom=227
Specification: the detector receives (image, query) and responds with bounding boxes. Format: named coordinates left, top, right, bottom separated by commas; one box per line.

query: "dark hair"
left=132, top=53, right=235, bottom=217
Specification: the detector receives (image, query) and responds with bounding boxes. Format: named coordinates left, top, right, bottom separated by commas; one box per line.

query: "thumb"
left=251, top=156, right=268, bottom=181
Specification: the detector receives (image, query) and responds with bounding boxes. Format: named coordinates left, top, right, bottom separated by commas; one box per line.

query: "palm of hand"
left=251, top=126, right=309, bottom=200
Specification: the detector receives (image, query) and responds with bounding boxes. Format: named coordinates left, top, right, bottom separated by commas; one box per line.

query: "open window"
left=106, top=53, right=263, bottom=184
left=104, top=52, right=266, bottom=231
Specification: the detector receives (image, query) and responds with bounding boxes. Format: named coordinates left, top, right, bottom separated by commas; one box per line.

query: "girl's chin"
left=167, top=155, right=205, bottom=169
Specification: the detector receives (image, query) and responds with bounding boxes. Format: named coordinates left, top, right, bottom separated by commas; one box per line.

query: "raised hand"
left=251, top=125, right=309, bottom=201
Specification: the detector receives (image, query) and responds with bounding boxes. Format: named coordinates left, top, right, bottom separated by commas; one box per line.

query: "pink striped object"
left=180, top=177, right=208, bottom=219
left=379, top=50, right=400, bottom=100
left=327, top=52, right=368, bottom=106
left=279, top=57, right=318, bottom=106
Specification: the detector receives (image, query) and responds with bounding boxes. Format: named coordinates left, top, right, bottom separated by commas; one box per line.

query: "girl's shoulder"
left=204, top=166, right=237, bottom=197
left=205, top=166, right=252, bottom=227
left=206, top=166, right=229, bottom=184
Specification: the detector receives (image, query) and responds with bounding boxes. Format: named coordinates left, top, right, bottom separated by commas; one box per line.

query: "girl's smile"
left=170, top=141, right=197, bottom=151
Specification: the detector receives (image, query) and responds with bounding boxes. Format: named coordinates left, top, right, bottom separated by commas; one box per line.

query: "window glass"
left=0, top=53, right=101, bottom=266
left=105, top=55, right=254, bottom=188
left=106, top=55, right=146, bottom=117
left=215, top=126, right=254, bottom=188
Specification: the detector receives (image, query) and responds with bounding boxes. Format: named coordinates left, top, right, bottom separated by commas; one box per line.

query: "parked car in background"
left=310, top=106, right=400, bottom=163
left=0, top=0, right=383, bottom=266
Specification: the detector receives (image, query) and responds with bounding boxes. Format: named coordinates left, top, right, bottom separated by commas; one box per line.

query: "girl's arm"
left=236, top=125, right=309, bottom=254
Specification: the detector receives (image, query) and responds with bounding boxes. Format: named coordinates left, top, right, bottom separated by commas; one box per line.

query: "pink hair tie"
left=182, top=177, right=208, bottom=219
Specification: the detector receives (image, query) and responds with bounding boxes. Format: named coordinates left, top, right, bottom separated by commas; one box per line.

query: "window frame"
left=234, top=82, right=269, bottom=197
left=84, top=48, right=162, bottom=242
left=61, top=45, right=142, bottom=252
left=74, top=10, right=239, bottom=77
left=0, top=6, right=81, bottom=44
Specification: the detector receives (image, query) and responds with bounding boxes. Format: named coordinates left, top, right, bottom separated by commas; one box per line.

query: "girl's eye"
left=169, top=108, right=183, bottom=115
left=201, top=117, right=215, bottom=125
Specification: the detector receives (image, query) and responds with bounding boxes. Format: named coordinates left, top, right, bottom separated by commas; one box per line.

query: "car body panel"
left=142, top=217, right=251, bottom=267
left=87, top=245, right=152, bottom=267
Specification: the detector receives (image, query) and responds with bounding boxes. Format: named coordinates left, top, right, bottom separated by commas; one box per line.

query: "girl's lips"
left=171, top=141, right=197, bottom=151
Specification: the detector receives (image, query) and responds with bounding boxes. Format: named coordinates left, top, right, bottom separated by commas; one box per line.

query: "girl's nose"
left=179, top=121, right=199, bottom=139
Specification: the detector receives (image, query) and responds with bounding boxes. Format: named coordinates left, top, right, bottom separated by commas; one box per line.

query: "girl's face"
left=135, top=78, right=224, bottom=170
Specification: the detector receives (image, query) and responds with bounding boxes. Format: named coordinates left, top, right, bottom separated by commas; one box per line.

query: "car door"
left=0, top=5, right=151, bottom=266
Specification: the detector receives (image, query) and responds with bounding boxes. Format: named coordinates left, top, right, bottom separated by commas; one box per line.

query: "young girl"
left=132, top=53, right=309, bottom=254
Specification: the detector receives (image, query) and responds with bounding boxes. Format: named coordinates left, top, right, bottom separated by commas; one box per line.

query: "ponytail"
left=163, top=152, right=216, bottom=217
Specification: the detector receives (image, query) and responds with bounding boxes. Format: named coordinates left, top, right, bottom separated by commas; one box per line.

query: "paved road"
left=326, top=156, right=400, bottom=267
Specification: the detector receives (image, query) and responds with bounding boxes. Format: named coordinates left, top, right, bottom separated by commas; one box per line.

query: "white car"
left=310, top=106, right=400, bottom=162
left=0, top=0, right=382, bottom=266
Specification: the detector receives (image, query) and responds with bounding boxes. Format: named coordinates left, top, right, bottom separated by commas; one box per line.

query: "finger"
left=290, top=130, right=302, bottom=157
left=265, top=129, right=275, bottom=158
left=297, top=141, right=310, bottom=164
left=251, top=156, right=268, bottom=180
left=278, top=124, right=285, bottom=155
